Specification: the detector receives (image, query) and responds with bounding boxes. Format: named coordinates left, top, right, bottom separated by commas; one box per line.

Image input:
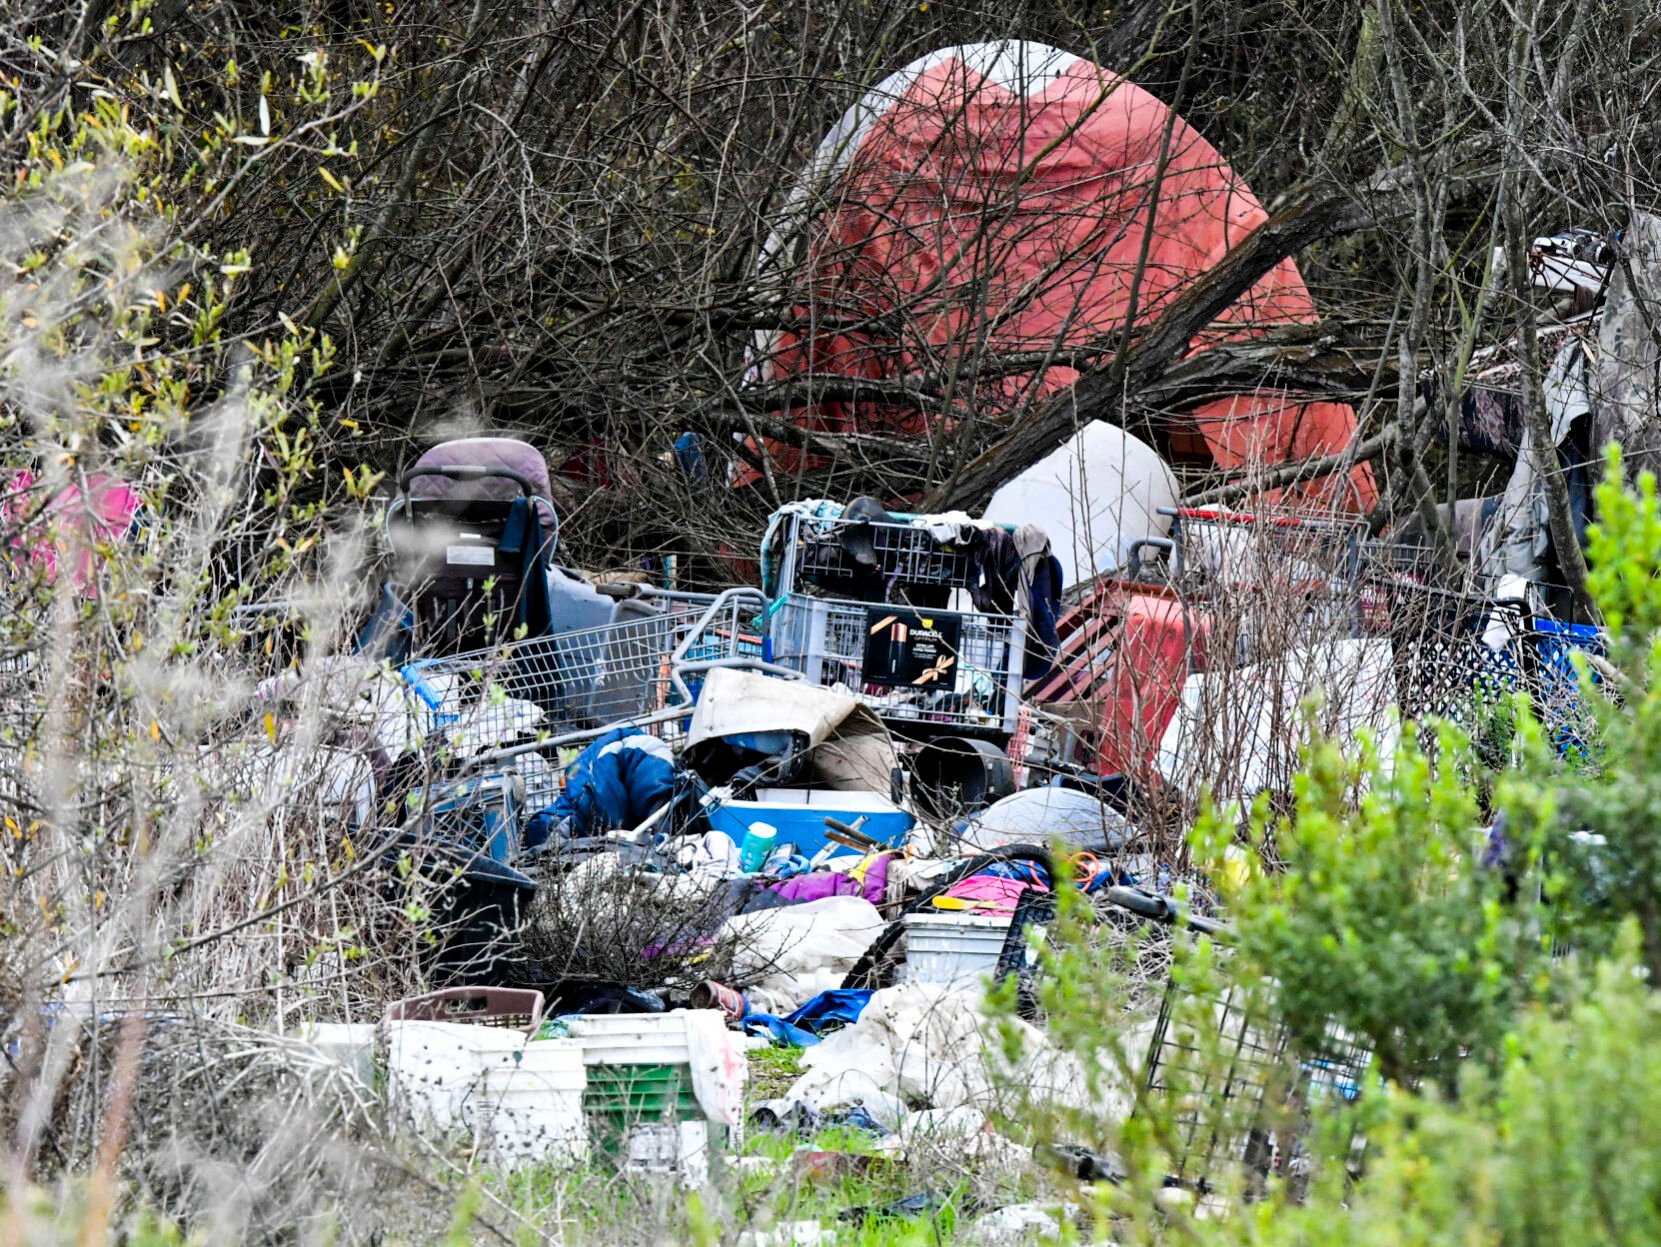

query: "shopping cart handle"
left=1102, top=885, right=1172, bottom=920
left=1126, top=538, right=1174, bottom=581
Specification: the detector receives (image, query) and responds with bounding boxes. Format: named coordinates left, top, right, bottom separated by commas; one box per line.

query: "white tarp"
left=780, top=981, right=1148, bottom=1123
left=960, top=786, right=1130, bottom=852
left=1155, top=638, right=1399, bottom=802
left=982, top=421, right=1179, bottom=587
left=687, top=667, right=897, bottom=791
left=719, top=895, right=888, bottom=1010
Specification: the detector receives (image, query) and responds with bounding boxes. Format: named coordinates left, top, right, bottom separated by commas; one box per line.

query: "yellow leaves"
left=341, top=464, right=384, bottom=500
left=318, top=166, right=345, bottom=193
left=149, top=719, right=160, bottom=742
left=263, top=711, right=277, bottom=742
left=162, top=63, right=181, bottom=110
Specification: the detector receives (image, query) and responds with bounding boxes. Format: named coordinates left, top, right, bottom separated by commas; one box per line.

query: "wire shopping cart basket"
left=402, top=587, right=764, bottom=735
left=1153, top=506, right=1367, bottom=589
left=762, top=509, right=1027, bottom=739
left=1100, top=887, right=1375, bottom=1212
left=398, top=587, right=788, bottom=807
left=1355, top=570, right=1607, bottom=757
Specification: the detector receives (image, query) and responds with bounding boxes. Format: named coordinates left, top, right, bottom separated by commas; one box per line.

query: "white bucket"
left=900, top=912, right=1013, bottom=990
left=622, top=1119, right=714, bottom=1188
left=471, top=1040, right=588, bottom=1167
left=296, top=1021, right=377, bottom=1087
left=567, top=1011, right=694, bottom=1066
left=384, top=1020, right=527, bottom=1134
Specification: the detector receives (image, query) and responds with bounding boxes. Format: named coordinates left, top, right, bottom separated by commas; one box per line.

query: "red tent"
left=748, top=41, right=1375, bottom=511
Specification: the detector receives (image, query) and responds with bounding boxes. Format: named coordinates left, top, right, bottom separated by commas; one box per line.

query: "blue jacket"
left=527, top=728, right=676, bottom=847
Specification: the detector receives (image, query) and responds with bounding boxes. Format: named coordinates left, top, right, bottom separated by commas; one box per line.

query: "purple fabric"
left=407, top=437, right=555, bottom=526
left=766, top=853, right=891, bottom=906
left=767, top=873, right=862, bottom=904
left=858, top=852, right=890, bottom=904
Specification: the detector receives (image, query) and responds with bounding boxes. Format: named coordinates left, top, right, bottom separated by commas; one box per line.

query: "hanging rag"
left=969, top=527, right=1023, bottom=614
left=1013, top=523, right=1064, bottom=680
left=498, top=496, right=555, bottom=638
left=1481, top=338, right=1596, bottom=593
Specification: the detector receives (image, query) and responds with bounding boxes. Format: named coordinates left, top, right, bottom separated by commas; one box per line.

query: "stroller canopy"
left=406, top=437, right=557, bottom=530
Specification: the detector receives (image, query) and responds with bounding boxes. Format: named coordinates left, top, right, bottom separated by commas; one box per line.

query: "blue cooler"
left=705, top=787, right=913, bottom=860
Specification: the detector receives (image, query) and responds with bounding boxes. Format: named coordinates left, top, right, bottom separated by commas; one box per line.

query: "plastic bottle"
left=738, top=821, right=777, bottom=873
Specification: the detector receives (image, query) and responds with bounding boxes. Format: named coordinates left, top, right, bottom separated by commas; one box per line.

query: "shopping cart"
left=401, top=588, right=768, bottom=745
left=762, top=509, right=1027, bottom=739
left=1100, top=886, right=1375, bottom=1211
left=1356, top=572, right=1606, bottom=757
left=1138, top=507, right=1366, bottom=590
left=407, top=587, right=795, bottom=813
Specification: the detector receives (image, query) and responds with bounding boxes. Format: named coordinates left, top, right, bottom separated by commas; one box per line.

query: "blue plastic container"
left=706, top=788, right=913, bottom=860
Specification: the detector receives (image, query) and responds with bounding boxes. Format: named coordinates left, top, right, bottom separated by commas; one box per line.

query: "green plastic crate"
left=582, top=1062, right=703, bottom=1157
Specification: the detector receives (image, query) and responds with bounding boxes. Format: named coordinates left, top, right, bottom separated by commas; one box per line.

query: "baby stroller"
left=376, top=437, right=561, bottom=658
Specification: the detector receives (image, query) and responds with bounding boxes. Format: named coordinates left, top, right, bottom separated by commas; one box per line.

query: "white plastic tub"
left=900, top=912, right=1013, bottom=990
left=295, top=1021, right=377, bottom=1087
left=383, top=1020, right=527, bottom=1134
left=566, top=1012, right=694, bottom=1066
left=472, top=1040, right=588, bottom=1167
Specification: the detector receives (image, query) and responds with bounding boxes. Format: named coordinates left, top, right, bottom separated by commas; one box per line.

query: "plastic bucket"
left=912, top=736, right=1016, bottom=819
left=472, top=1041, right=588, bottom=1167
left=901, top=912, right=1014, bottom=990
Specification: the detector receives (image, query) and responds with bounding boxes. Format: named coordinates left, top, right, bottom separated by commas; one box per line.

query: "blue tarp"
left=742, top=988, right=875, bottom=1047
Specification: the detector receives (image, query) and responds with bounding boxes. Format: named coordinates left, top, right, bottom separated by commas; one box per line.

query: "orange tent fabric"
left=748, top=41, right=1375, bottom=511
